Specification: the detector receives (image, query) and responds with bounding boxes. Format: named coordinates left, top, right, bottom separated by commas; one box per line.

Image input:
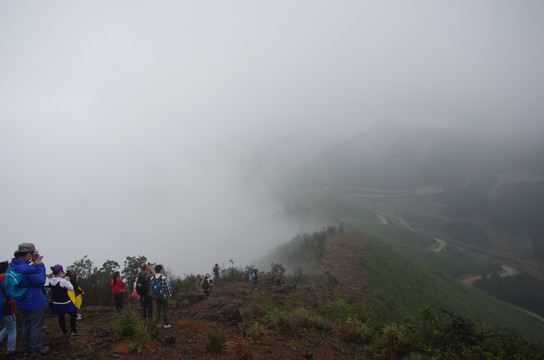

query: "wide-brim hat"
left=18, top=242, right=36, bottom=254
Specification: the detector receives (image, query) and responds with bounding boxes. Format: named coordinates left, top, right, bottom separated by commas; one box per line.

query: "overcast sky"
left=1, top=1, right=543, bottom=276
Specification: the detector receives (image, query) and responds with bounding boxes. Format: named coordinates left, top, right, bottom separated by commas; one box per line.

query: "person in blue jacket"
left=10, top=242, right=49, bottom=357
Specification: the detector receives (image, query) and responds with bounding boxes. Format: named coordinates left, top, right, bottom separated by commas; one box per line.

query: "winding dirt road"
left=430, top=237, right=447, bottom=253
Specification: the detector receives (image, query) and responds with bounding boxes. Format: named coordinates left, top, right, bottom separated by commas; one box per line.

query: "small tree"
left=72, top=255, right=95, bottom=279
left=72, top=256, right=120, bottom=306
left=122, top=255, right=148, bottom=284
left=224, top=259, right=243, bottom=283
left=101, top=260, right=120, bottom=275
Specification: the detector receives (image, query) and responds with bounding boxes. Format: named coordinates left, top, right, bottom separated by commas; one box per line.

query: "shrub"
left=381, top=322, right=405, bottom=358
left=269, top=307, right=317, bottom=336
left=115, top=305, right=157, bottom=346
left=269, top=311, right=294, bottom=336
left=319, top=298, right=355, bottom=324
left=170, top=273, right=201, bottom=293
left=290, top=307, right=316, bottom=330
left=116, top=306, right=140, bottom=337
left=204, top=326, right=228, bottom=354
left=224, top=334, right=253, bottom=360
left=247, top=322, right=268, bottom=342
left=135, top=320, right=155, bottom=345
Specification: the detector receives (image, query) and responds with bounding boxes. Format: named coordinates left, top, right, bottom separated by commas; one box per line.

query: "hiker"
left=252, top=268, right=259, bottom=289
left=110, top=271, right=125, bottom=312
left=10, top=242, right=49, bottom=356
left=136, top=263, right=155, bottom=319
left=201, top=275, right=211, bottom=300
left=243, top=268, right=249, bottom=286
left=275, top=269, right=283, bottom=288
left=208, top=277, right=214, bottom=294
left=65, top=266, right=83, bottom=320
left=0, top=261, right=17, bottom=354
left=213, top=263, right=220, bottom=284
left=49, top=264, right=78, bottom=337
left=152, top=265, right=172, bottom=328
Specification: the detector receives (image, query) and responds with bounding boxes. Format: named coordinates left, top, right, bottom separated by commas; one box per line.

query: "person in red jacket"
left=0, top=261, right=17, bottom=354
left=110, top=271, right=125, bottom=312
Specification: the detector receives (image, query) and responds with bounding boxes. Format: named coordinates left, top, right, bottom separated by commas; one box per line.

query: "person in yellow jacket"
left=66, top=266, right=83, bottom=320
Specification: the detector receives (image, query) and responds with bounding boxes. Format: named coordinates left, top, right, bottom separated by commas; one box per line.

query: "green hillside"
left=361, top=240, right=544, bottom=343
left=274, top=190, right=544, bottom=344
left=263, top=226, right=544, bottom=345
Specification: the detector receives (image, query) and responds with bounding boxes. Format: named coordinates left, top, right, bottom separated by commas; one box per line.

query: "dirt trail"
left=430, top=237, right=447, bottom=253
left=369, top=208, right=415, bottom=231
left=461, top=265, right=520, bottom=287
left=375, top=213, right=388, bottom=225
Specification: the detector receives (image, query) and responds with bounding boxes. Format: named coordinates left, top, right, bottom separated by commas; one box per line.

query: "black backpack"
left=136, top=273, right=149, bottom=296
left=202, top=279, right=209, bottom=290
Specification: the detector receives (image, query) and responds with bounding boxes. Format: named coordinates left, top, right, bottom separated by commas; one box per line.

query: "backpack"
left=3, top=265, right=28, bottom=300
left=202, top=279, right=209, bottom=290
left=136, top=273, right=149, bottom=296
left=152, top=276, right=163, bottom=298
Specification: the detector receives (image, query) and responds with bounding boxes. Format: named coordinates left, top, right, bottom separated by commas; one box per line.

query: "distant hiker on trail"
left=66, top=266, right=83, bottom=320
left=49, top=264, right=78, bottom=337
left=243, top=268, right=249, bottom=286
left=252, top=268, right=259, bottom=289
left=110, top=271, right=125, bottom=312
left=0, top=261, right=17, bottom=354
left=152, top=265, right=172, bottom=328
left=10, top=242, right=49, bottom=356
left=213, top=263, right=220, bottom=284
left=275, top=269, right=283, bottom=288
left=208, top=277, right=214, bottom=294
left=201, top=275, right=211, bottom=300
left=136, top=263, right=155, bottom=319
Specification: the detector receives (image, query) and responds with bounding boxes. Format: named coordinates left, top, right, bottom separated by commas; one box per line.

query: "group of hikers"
left=107, top=262, right=174, bottom=330
left=0, top=243, right=89, bottom=357
left=0, top=242, right=176, bottom=357
left=1, top=243, right=285, bottom=357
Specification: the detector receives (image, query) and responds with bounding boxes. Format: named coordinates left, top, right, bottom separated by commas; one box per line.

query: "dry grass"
left=224, top=334, right=254, bottom=360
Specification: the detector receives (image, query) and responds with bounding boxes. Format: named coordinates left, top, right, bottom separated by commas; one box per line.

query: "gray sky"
left=1, top=1, right=543, bottom=275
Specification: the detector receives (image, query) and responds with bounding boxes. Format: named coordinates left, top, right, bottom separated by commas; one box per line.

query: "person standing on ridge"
left=243, top=268, right=249, bottom=286
left=49, top=264, right=78, bottom=337
left=65, top=266, right=83, bottom=320
left=10, top=242, right=49, bottom=356
left=201, top=275, right=211, bottom=300
left=0, top=261, right=17, bottom=354
left=110, top=271, right=125, bottom=312
left=152, top=265, right=172, bottom=328
left=252, top=268, right=259, bottom=289
left=136, top=263, right=155, bottom=319
left=213, top=263, right=220, bottom=284
left=275, top=269, right=283, bottom=288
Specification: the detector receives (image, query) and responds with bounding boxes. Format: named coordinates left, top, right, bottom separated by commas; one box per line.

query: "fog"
left=1, top=1, right=543, bottom=275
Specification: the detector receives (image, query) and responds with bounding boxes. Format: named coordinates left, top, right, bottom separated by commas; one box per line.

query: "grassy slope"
left=291, top=190, right=544, bottom=343
left=360, top=241, right=544, bottom=343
